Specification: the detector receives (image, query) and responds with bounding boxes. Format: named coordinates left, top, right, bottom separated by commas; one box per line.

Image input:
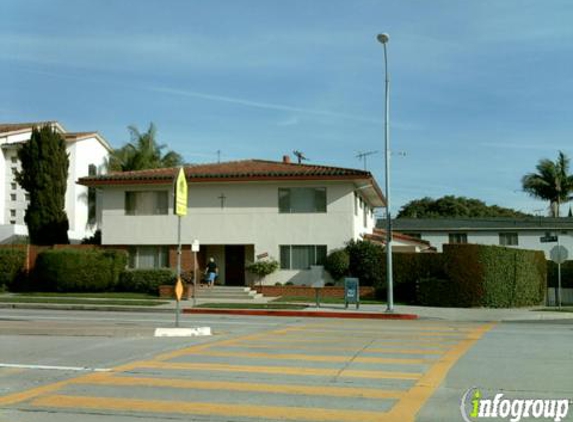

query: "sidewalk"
left=2, top=298, right=572, bottom=322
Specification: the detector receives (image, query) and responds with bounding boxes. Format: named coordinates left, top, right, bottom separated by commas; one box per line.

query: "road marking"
left=193, top=350, right=431, bottom=365
left=222, top=343, right=446, bottom=354
left=0, top=363, right=111, bottom=372
left=245, top=337, right=460, bottom=345
left=32, top=394, right=396, bottom=422
left=75, top=374, right=405, bottom=400
left=385, top=322, right=496, bottom=421
left=135, top=360, right=422, bottom=380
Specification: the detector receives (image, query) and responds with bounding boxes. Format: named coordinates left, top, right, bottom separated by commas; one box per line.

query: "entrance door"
left=225, top=245, right=245, bottom=286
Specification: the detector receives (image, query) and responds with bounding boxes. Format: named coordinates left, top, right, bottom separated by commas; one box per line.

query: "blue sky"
left=2, top=0, right=573, bottom=215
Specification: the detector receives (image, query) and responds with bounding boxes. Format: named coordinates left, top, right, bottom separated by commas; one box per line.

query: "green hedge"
left=34, top=248, right=127, bottom=292
left=0, top=248, right=26, bottom=290
left=417, top=277, right=457, bottom=307
left=429, top=244, right=546, bottom=308
left=117, top=268, right=176, bottom=294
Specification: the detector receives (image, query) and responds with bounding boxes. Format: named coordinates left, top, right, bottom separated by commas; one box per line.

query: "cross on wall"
left=218, top=193, right=226, bottom=209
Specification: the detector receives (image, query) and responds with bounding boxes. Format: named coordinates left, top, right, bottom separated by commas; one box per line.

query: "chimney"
left=282, top=155, right=291, bottom=164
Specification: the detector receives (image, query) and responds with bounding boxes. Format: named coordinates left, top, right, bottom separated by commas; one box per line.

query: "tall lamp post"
left=377, top=32, right=394, bottom=313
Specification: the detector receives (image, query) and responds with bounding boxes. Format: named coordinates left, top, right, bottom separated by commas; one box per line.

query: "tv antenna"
left=293, top=150, right=309, bottom=164
left=356, top=150, right=379, bottom=170
left=216, top=150, right=222, bottom=163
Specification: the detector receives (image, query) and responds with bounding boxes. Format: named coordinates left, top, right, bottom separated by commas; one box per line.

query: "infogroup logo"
left=460, top=387, right=571, bottom=422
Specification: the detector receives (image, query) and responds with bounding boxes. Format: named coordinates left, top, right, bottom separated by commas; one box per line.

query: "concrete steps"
left=194, top=286, right=263, bottom=300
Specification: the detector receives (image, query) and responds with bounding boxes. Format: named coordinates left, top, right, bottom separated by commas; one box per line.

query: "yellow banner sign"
left=175, top=167, right=188, bottom=216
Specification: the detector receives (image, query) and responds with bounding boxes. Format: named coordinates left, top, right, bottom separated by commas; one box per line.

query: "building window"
left=11, top=167, right=17, bottom=176
left=354, top=193, right=358, bottom=216
left=10, top=220, right=16, bottom=225
left=10, top=209, right=16, bottom=218
left=128, top=246, right=169, bottom=269
left=280, top=245, right=327, bottom=270
left=278, top=188, right=326, bottom=213
left=11, top=156, right=17, bottom=164
left=25, top=193, right=30, bottom=201
left=11, top=183, right=17, bottom=190
left=125, top=191, right=168, bottom=215
left=10, top=193, right=16, bottom=201
left=499, top=233, right=518, bottom=246
left=448, top=233, right=468, bottom=244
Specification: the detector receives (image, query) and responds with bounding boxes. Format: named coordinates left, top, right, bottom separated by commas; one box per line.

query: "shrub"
left=345, top=240, right=384, bottom=287
left=246, top=258, right=279, bottom=285
left=547, top=260, right=573, bottom=288
left=117, top=268, right=176, bottom=294
left=34, top=248, right=127, bottom=292
left=0, top=248, right=26, bottom=290
left=324, top=249, right=349, bottom=281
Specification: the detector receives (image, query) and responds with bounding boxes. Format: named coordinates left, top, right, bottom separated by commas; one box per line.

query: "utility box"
left=344, top=277, right=360, bottom=309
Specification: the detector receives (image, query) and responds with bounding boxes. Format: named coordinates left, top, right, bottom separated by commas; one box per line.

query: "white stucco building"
left=0, top=122, right=111, bottom=243
left=79, top=158, right=385, bottom=285
left=387, top=217, right=573, bottom=259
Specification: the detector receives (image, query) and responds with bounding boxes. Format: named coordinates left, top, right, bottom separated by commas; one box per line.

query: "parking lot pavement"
left=0, top=317, right=493, bottom=422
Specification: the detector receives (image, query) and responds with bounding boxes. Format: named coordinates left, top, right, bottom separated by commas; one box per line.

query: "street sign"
left=540, top=235, right=558, bottom=243
left=175, top=167, right=188, bottom=216
left=550, top=245, right=568, bottom=264
left=192, top=239, right=200, bottom=252
left=174, top=277, right=184, bottom=301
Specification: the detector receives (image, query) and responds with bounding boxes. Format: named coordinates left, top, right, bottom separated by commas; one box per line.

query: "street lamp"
left=377, top=32, right=394, bottom=313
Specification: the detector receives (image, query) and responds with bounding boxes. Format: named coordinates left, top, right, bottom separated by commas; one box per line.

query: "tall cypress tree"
left=16, top=125, right=70, bottom=245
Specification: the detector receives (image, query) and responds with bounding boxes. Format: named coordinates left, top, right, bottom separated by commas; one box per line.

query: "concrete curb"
left=182, top=308, right=418, bottom=320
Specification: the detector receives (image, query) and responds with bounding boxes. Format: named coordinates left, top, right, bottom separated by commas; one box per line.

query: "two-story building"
left=79, top=158, right=385, bottom=285
left=0, top=122, right=111, bottom=243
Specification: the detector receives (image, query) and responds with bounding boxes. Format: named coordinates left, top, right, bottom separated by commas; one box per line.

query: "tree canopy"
left=397, top=196, right=530, bottom=219
left=521, top=151, right=573, bottom=217
left=16, top=125, right=70, bottom=245
left=107, top=123, right=184, bottom=172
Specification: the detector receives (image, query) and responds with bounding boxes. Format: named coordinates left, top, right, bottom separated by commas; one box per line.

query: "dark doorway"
left=225, top=245, right=245, bottom=286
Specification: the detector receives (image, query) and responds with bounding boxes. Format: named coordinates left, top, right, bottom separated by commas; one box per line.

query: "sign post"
left=174, top=168, right=188, bottom=327
left=191, top=239, right=200, bottom=308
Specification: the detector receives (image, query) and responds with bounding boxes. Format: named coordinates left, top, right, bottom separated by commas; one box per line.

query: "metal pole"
left=378, top=33, right=393, bottom=313
left=193, top=251, right=197, bottom=308
left=176, top=216, right=182, bottom=327
left=557, top=233, right=562, bottom=309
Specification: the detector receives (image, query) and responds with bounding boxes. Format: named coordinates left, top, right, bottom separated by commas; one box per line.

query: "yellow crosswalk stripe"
left=136, top=360, right=422, bottom=380
left=32, top=395, right=396, bottom=422
left=222, top=343, right=445, bottom=355
left=75, top=374, right=405, bottom=400
left=191, top=350, right=431, bottom=365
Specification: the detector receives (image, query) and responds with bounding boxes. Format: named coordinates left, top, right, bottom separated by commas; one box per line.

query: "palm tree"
left=522, top=151, right=573, bottom=217
left=107, top=123, right=184, bottom=171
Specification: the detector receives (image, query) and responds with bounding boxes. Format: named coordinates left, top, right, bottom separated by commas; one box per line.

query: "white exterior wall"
left=67, top=138, right=108, bottom=240
left=419, top=230, right=571, bottom=258
left=352, top=192, right=377, bottom=241
left=100, top=180, right=374, bottom=284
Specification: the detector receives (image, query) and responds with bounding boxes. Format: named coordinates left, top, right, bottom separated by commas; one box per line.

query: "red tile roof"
left=64, top=132, right=99, bottom=140
left=79, top=159, right=386, bottom=205
left=365, top=228, right=435, bottom=251
left=0, top=122, right=57, bottom=134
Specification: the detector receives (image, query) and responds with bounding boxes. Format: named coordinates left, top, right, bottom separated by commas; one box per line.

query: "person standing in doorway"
left=205, top=257, right=218, bottom=288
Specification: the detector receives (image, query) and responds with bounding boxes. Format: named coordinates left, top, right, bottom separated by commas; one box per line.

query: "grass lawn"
left=0, top=293, right=168, bottom=306
left=196, top=303, right=307, bottom=310
left=17, top=292, right=158, bottom=300
left=273, top=296, right=387, bottom=305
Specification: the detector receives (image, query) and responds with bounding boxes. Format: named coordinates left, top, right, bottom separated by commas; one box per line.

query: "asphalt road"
left=0, top=309, right=572, bottom=422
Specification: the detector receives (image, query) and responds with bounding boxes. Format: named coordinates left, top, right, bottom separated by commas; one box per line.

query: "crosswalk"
left=1, top=319, right=494, bottom=421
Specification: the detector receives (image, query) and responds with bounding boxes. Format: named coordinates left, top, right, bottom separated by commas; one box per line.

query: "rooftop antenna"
left=293, top=150, right=309, bottom=164
left=216, top=150, right=221, bottom=163
left=356, top=150, right=379, bottom=170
